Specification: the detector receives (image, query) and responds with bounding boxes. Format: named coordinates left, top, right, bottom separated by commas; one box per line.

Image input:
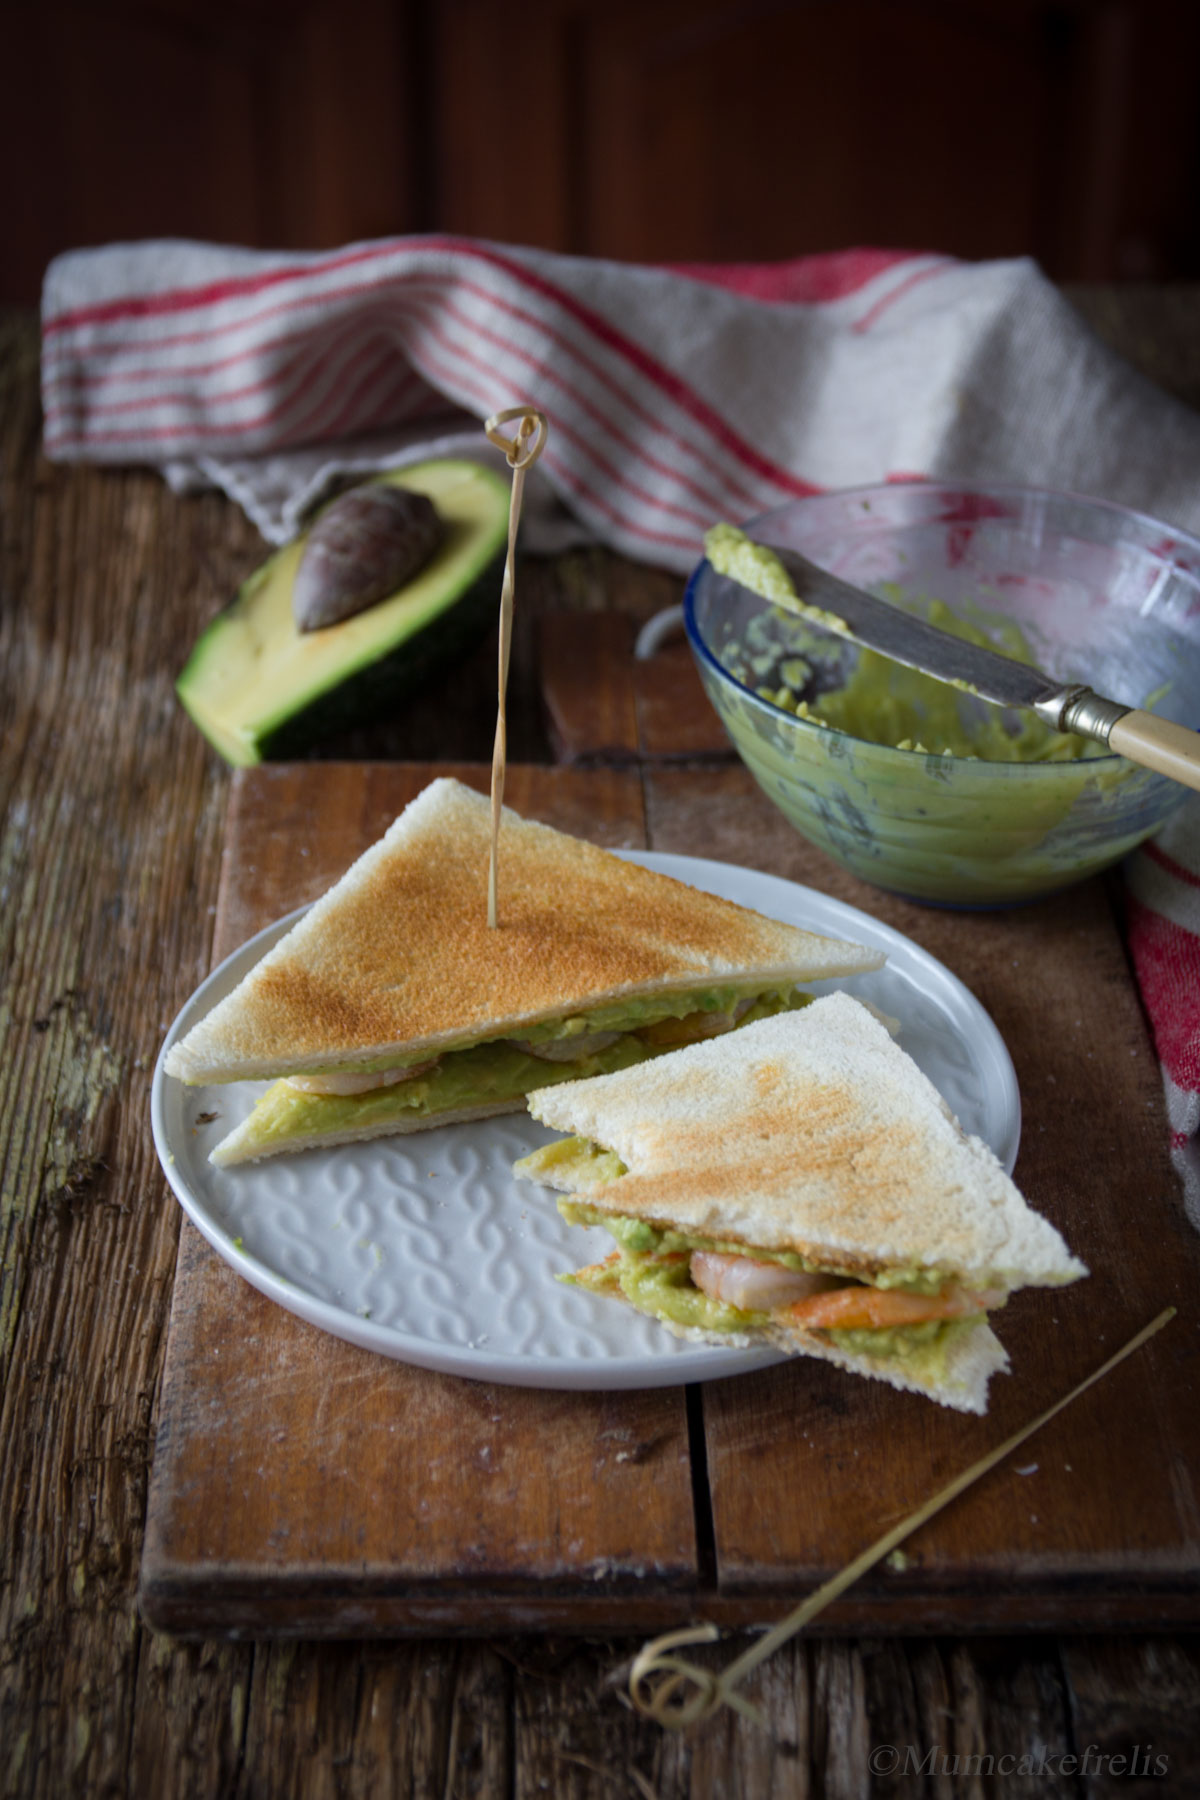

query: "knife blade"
left=722, top=536, right=1200, bottom=793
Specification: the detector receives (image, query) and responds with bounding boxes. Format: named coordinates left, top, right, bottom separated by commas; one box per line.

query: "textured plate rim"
left=150, top=851, right=1020, bottom=1389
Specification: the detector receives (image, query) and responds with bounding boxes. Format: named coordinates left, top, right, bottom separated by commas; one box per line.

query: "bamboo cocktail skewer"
left=483, top=407, right=548, bottom=928
left=630, top=1308, right=1176, bottom=1731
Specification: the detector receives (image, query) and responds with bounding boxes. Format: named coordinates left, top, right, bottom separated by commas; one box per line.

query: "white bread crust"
left=651, top=1310, right=1009, bottom=1413
left=209, top=1095, right=526, bottom=1166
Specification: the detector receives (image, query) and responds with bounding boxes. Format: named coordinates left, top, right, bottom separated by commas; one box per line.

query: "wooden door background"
left=5, top=0, right=1200, bottom=304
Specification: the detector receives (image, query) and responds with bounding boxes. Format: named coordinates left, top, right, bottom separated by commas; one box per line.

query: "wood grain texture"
left=141, top=764, right=700, bottom=1637
left=9, top=5, right=1200, bottom=309
left=540, top=612, right=640, bottom=763
left=1, top=0, right=419, bottom=305
left=428, top=0, right=1200, bottom=282
left=1060, top=1637, right=1200, bottom=1789
left=143, top=760, right=1200, bottom=1636
left=645, top=766, right=1200, bottom=1624
left=540, top=605, right=744, bottom=763
left=0, top=313, right=242, bottom=1799
left=634, top=636, right=732, bottom=760
left=6, top=304, right=1200, bottom=1796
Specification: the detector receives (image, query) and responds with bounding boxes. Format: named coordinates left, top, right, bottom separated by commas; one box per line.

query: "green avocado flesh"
left=220, top=986, right=809, bottom=1159
left=283, top=983, right=808, bottom=1080
left=566, top=1249, right=981, bottom=1383
left=706, top=522, right=1099, bottom=763
left=548, top=1169, right=975, bottom=1380
left=569, top=1252, right=768, bottom=1335
left=704, top=523, right=847, bottom=634
left=549, top=1192, right=951, bottom=1294
left=176, top=460, right=510, bottom=765
left=225, top=1036, right=654, bottom=1157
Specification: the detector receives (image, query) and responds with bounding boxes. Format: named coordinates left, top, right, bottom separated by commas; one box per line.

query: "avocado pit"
left=293, top=483, right=443, bottom=631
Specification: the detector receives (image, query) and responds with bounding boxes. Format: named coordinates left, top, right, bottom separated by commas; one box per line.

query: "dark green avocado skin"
left=250, top=547, right=504, bottom=759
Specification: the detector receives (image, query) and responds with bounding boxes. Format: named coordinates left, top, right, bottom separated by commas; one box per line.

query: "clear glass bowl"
left=685, top=483, right=1200, bottom=906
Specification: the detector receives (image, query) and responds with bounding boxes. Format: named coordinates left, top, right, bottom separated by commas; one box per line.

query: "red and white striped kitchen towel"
left=40, top=233, right=1200, bottom=1219
left=1127, top=815, right=1200, bottom=1227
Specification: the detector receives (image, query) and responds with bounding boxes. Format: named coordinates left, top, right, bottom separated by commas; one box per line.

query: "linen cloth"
left=39, top=234, right=1200, bottom=1219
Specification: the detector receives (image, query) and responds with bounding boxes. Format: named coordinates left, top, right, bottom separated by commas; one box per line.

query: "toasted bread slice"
left=165, top=777, right=884, bottom=1087
left=520, top=995, right=1086, bottom=1411
left=164, top=781, right=888, bottom=1159
left=527, top=993, right=1083, bottom=1292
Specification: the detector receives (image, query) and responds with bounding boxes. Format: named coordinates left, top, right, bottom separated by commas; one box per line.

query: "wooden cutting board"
left=140, top=761, right=1200, bottom=1637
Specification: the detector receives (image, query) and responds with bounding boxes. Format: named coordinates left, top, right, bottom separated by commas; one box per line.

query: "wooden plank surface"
left=645, top=767, right=1200, bottom=1627
left=8, top=298, right=1200, bottom=1794
left=540, top=609, right=736, bottom=762
left=634, top=635, right=733, bottom=760
left=539, top=613, right=640, bottom=763
left=143, top=758, right=1200, bottom=1636
left=141, top=765, right=701, bottom=1636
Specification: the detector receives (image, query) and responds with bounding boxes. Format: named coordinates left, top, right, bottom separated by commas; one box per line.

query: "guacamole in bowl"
left=686, top=484, right=1200, bottom=906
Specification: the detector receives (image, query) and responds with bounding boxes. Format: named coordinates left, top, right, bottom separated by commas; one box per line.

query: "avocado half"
left=176, top=459, right=510, bottom=764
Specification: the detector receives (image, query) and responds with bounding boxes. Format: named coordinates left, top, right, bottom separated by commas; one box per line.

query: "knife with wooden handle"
left=731, top=537, right=1200, bottom=794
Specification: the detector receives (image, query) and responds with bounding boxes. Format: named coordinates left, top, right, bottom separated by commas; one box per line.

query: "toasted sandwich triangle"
left=521, top=994, right=1086, bottom=1413
left=526, top=993, right=1087, bottom=1293
left=165, top=778, right=884, bottom=1085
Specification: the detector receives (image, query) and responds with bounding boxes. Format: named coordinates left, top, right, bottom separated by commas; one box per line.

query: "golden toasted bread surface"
left=166, top=779, right=883, bottom=1081
left=529, top=994, right=1087, bottom=1291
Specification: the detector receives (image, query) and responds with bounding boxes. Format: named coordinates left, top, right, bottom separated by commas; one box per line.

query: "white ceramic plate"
left=151, top=852, right=1020, bottom=1390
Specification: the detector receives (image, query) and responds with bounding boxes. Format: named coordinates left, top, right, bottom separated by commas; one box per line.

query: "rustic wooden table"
left=3, top=294, right=1199, bottom=1798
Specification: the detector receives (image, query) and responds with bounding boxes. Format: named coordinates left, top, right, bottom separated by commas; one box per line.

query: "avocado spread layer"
left=218, top=985, right=809, bottom=1159
left=705, top=522, right=1100, bottom=764
left=221, top=1034, right=654, bottom=1158
left=566, top=1246, right=983, bottom=1384
left=281, top=983, right=807, bottom=1079
left=569, top=1251, right=767, bottom=1336
left=542, top=1187, right=952, bottom=1294
left=545, top=1171, right=983, bottom=1383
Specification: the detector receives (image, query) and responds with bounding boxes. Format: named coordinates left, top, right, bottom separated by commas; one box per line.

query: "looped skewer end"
left=485, top=406, right=548, bottom=471
left=628, top=1625, right=766, bottom=1731
left=624, top=1307, right=1176, bottom=1735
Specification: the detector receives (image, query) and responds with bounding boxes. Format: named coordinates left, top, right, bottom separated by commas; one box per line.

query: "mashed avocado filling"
left=219, top=986, right=810, bottom=1159
left=281, top=982, right=808, bottom=1079
left=705, top=523, right=847, bottom=634
left=542, top=1169, right=986, bottom=1386
left=566, top=1245, right=984, bottom=1384
left=548, top=1187, right=952, bottom=1294
left=705, top=523, right=1100, bottom=764
left=569, top=1251, right=768, bottom=1336
left=220, top=1037, right=654, bottom=1159
left=780, top=605, right=1096, bottom=763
